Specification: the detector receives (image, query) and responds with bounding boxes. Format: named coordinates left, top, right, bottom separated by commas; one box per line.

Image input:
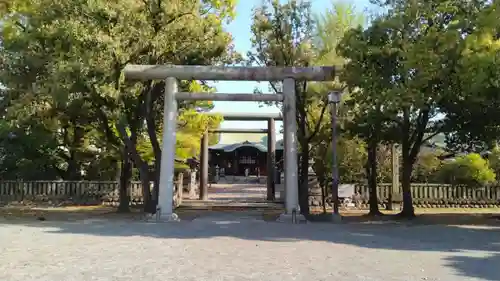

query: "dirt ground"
left=1, top=203, right=499, bottom=226
left=1, top=182, right=499, bottom=225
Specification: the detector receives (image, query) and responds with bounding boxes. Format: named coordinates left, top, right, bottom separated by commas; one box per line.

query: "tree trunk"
left=366, top=142, right=382, bottom=216
left=321, top=178, right=327, bottom=214
left=65, top=156, right=80, bottom=180
left=143, top=86, right=163, bottom=205
left=115, top=121, right=155, bottom=214
left=295, top=85, right=310, bottom=215
left=141, top=175, right=155, bottom=213
left=117, top=148, right=131, bottom=213
left=66, top=125, right=86, bottom=180
left=298, top=132, right=310, bottom=215
left=399, top=108, right=416, bottom=218
left=146, top=108, right=161, bottom=206
left=399, top=160, right=415, bottom=218
left=312, top=151, right=328, bottom=214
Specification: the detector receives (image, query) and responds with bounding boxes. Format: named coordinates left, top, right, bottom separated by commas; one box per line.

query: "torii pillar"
left=267, top=118, right=276, bottom=200
left=199, top=131, right=209, bottom=201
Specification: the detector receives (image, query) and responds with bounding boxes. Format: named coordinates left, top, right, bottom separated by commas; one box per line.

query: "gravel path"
left=1, top=214, right=499, bottom=281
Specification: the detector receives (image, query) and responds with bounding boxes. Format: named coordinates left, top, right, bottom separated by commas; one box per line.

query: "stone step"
left=178, top=200, right=284, bottom=211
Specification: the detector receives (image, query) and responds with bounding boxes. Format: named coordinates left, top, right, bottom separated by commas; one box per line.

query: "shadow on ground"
left=1, top=209, right=500, bottom=280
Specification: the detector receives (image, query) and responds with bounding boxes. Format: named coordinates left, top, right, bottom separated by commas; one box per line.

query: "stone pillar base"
left=276, top=213, right=307, bottom=224
left=385, top=202, right=402, bottom=211
left=188, top=185, right=198, bottom=198
left=331, top=213, right=342, bottom=223
left=144, top=212, right=180, bottom=222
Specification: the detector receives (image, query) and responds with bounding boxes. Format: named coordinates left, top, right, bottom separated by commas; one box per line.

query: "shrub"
left=440, top=153, right=496, bottom=187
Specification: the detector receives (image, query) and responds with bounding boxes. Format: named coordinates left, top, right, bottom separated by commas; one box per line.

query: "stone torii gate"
left=201, top=112, right=283, bottom=201
left=123, top=65, right=336, bottom=222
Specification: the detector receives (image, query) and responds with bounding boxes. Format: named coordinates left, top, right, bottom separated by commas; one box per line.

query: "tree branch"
left=409, top=108, right=430, bottom=161
left=307, top=99, right=328, bottom=142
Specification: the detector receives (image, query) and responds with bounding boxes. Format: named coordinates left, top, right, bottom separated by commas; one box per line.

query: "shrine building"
left=208, top=133, right=284, bottom=177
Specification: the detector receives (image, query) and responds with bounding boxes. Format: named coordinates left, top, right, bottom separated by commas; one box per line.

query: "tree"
left=412, top=151, right=443, bottom=183
left=312, top=136, right=366, bottom=183
left=440, top=154, right=496, bottom=187
left=442, top=1, right=500, bottom=153
left=337, top=17, right=397, bottom=215
left=488, top=146, right=500, bottom=180
left=1, top=0, right=237, bottom=212
left=249, top=0, right=364, bottom=215
left=338, top=0, right=490, bottom=217
left=248, top=0, right=317, bottom=214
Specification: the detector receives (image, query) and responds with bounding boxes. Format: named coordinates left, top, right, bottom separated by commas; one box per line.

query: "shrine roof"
left=209, top=140, right=284, bottom=152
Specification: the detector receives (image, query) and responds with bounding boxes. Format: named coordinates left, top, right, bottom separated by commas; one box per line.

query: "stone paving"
left=1, top=215, right=499, bottom=281
left=1, top=182, right=500, bottom=281
left=182, top=181, right=284, bottom=208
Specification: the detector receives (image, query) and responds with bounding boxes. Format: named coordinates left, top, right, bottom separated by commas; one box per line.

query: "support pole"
left=282, top=112, right=287, bottom=203
left=328, top=91, right=342, bottom=222
left=199, top=131, right=209, bottom=200
left=330, top=101, right=340, bottom=217
left=267, top=118, right=276, bottom=201
left=279, top=77, right=301, bottom=222
left=157, top=77, right=179, bottom=221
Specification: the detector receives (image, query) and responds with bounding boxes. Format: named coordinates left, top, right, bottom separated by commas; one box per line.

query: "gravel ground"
left=1, top=213, right=499, bottom=281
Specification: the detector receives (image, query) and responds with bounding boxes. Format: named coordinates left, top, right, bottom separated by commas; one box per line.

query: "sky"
left=210, top=0, right=375, bottom=142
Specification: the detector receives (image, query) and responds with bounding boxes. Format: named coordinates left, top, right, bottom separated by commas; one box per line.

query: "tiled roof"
left=210, top=139, right=284, bottom=152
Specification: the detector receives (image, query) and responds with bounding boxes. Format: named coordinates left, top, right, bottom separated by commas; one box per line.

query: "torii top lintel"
left=123, top=64, right=340, bottom=81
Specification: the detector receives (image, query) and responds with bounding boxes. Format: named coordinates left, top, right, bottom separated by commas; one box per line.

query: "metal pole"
left=331, top=101, right=340, bottom=215
left=283, top=78, right=299, bottom=215
left=328, top=91, right=342, bottom=222
left=199, top=131, right=209, bottom=200
left=267, top=118, right=276, bottom=201
left=157, top=77, right=178, bottom=220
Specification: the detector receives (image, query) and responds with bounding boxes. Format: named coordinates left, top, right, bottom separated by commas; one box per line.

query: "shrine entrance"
left=123, top=64, right=337, bottom=222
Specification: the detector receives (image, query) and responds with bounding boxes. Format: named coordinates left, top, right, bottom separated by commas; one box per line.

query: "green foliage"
left=313, top=136, right=367, bottom=184
left=248, top=0, right=318, bottom=213
left=487, top=146, right=500, bottom=179
left=412, top=152, right=444, bottom=183
left=337, top=0, right=494, bottom=217
left=0, top=0, right=237, bottom=184
left=248, top=0, right=369, bottom=214
left=440, top=154, right=496, bottom=187
left=443, top=1, right=500, bottom=152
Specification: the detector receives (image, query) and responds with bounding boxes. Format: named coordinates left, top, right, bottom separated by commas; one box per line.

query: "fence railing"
left=308, top=179, right=500, bottom=207
left=0, top=179, right=184, bottom=206
left=2, top=180, right=500, bottom=207
left=354, top=183, right=500, bottom=203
